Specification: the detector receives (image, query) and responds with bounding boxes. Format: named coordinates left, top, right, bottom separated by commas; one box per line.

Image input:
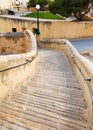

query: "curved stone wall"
left=39, top=39, right=93, bottom=129
left=64, top=40, right=93, bottom=129
left=0, top=29, right=37, bottom=100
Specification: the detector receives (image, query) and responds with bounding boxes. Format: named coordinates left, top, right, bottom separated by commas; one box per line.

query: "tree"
left=27, top=0, right=50, bottom=10
left=27, top=0, right=36, bottom=8
left=49, top=0, right=93, bottom=21
left=37, top=0, right=49, bottom=10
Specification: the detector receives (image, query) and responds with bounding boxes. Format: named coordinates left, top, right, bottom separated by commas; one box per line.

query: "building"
left=0, top=0, right=29, bottom=9
left=18, top=0, right=29, bottom=6
left=13, top=0, right=29, bottom=7
left=0, top=0, right=14, bottom=9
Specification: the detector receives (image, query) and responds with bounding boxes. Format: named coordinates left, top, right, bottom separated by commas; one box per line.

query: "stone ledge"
left=0, top=32, right=24, bottom=37
left=89, top=52, right=93, bottom=58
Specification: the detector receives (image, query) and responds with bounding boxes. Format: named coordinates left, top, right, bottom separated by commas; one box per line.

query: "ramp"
left=0, top=49, right=90, bottom=130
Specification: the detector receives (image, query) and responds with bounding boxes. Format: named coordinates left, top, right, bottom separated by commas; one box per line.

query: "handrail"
left=65, top=40, right=93, bottom=93
left=0, top=57, right=36, bottom=72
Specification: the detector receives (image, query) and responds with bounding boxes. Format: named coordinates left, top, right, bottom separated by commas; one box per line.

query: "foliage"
left=24, top=11, right=64, bottom=20
left=49, top=0, right=93, bottom=21
left=27, top=0, right=50, bottom=10
left=37, top=0, right=48, bottom=5
left=27, top=0, right=36, bottom=7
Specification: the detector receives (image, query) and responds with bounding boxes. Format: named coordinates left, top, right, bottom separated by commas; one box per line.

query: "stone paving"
left=0, top=49, right=90, bottom=130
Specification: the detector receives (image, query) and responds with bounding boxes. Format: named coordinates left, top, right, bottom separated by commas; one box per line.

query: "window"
left=12, top=28, right=17, bottom=32
left=33, top=28, right=38, bottom=34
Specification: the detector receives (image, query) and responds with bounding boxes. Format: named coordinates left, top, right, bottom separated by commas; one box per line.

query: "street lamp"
left=35, top=4, right=40, bottom=35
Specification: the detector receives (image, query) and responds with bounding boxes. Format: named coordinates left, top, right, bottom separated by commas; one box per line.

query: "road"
left=70, top=38, right=93, bottom=52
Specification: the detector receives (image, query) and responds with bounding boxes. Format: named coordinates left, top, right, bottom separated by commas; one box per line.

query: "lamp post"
left=35, top=4, right=40, bottom=35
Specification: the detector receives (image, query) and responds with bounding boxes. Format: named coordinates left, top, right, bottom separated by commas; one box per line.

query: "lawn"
left=24, top=11, right=64, bottom=20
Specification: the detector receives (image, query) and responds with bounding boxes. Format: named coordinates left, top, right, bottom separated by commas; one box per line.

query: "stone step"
left=12, top=91, right=85, bottom=109
left=24, top=81, right=82, bottom=96
left=35, top=69, right=74, bottom=76
left=1, top=122, right=28, bottom=130
left=28, top=78, right=80, bottom=89
left=5, top=96, right=85, bottom=118
left=3, top=95, right=84, bottom=116
left=0, top=112, right=47, bottom=130
left=2, top=100, right=84, bottom=120
left=0, top=103, right=88, bottom=130
left=24, top=82, right=82, bottom=97
left=33, top=73, right=79, bottom=83
left=22, top=89, right=85, bottom=107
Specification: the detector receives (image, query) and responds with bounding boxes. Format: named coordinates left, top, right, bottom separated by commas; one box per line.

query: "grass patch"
left=24, top=11, right=64, bottom=20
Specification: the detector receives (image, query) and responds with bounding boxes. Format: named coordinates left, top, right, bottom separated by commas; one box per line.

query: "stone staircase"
left=0, top=49, right=91, bottom=130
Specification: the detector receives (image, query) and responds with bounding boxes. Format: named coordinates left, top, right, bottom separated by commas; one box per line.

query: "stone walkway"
left=0, top=49, right=90, bottom=130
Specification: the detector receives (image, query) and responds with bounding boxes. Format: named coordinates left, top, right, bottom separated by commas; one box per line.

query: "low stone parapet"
left=0, top=29, right=37, bottom=101
left=39, top=38, right=93, bottom=129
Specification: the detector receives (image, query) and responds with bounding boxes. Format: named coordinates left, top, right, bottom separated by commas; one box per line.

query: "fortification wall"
left=0, top=16, right=93, bottom=39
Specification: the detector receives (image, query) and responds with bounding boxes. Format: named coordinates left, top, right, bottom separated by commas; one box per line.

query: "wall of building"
left=18, top=0, right=29, bottom=6
left=0, top=16, right=93, bottom=39
left=0, top=0, right=29, bottom=9
left=0, top=0, right=14, bottom=9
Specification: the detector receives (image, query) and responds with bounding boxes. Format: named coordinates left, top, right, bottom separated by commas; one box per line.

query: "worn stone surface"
left=0, top=32, right=24, bottom=37
left=0, top=30, right=33, bottom=54
left=0, top=49, right=90, bottom=130
left=0, top=32, right=26, bottom=54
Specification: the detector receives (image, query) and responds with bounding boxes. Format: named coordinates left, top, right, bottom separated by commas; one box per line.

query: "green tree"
left=37, top=0, right=49, bottom=10
left=49, top=0, right=93, bottom=21
left=27, top=0, right=50, bottom=10
left=27, top=0, right=36, bottom=7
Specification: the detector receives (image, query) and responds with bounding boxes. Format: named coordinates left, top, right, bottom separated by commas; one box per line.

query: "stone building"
left=13, top=0, right=29, bottom=7
left=0, top=0, right=14, bottom=9
left=0, top=0, right=29, bottom=9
